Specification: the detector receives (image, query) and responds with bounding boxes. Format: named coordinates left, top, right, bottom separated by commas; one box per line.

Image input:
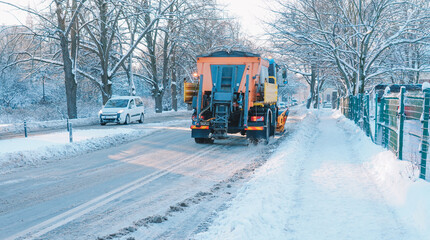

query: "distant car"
left=291, top=99, right=298, bottom=106
left=278, top=102, right=287, bottom=109
left=323, top=102, right=332, bottom=108
left=98, top=96, right=145, bottom=125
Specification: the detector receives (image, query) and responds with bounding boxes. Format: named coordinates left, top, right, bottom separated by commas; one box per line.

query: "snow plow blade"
left=276, top=109, right=288, bottom=133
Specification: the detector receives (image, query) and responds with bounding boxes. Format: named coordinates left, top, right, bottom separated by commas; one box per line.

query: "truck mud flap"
left=191, top=129, right=211, bottom=139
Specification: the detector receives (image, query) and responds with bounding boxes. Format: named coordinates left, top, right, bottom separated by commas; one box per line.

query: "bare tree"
left=268, top=0, right=430, bottom=97
left=78, top=0, right=176, bottom=104
left=0, top=0, right=86, bottom=119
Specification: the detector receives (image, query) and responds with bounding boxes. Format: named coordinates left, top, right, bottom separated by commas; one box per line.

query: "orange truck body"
left=196, top=56, right=271, bottom=109
left=185, top=51, right=287, bottom=143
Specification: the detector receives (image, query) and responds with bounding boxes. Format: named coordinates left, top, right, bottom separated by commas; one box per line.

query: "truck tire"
left=264, top=125, right=270, bottom=145
left=195, top=138, right=205, bottom=144
left=264, top=110, right=271, bottom=144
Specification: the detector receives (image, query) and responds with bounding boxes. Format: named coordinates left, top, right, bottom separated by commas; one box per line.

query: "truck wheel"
left=248, top=138, right=258, bottom=145
left=195, top=138, right=205, bottom=144
left=138, top=113, right=144, bottom=123
left=264, top=111, right=271, bottom=144
left=100, top=122, right=106, bottom=126
left=264, top=125, right=270, bottom=145
left=205, top=138, right=214, bottom=144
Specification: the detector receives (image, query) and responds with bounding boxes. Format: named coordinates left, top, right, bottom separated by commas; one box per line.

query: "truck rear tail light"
left=192, top=115, right=204, bottom=121
left=250, top=116, right=264, bottom=122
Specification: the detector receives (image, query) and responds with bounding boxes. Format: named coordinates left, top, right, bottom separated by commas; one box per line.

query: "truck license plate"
left=200, top=121, right=209, bottom=126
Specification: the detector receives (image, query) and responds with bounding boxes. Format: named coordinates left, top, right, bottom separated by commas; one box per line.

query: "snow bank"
left=0, top=110, right=188, bottom=135
left=196, top=109, right=430, bottom=239
left=422, top=82, right=430, bottom=91
left=331, top=110, right=430, bottom=237
left=0, top=118, right=99, bottom=135
left=196, top=109, right=319, bottom=240
left=0, top=120, right=189, bottom=174
left=365, top=151, right=430, bottom=237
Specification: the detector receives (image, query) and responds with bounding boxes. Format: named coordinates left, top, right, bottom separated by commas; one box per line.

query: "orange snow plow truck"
left=184, top=51, right=288, bottom=144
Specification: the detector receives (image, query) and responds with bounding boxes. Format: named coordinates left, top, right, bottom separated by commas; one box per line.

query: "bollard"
left=24, top=121, right=28, bottom=138
left=67, top=118, right=69, bottom=132
left=69, top=123, right=73, bottom=143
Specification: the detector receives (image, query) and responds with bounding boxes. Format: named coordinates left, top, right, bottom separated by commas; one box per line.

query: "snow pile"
left=0, top=110, right=188, bottom=135
left=196, top=110, right=319, bottom=240
left=0, top=120, right=188, bottom=174
left=422, top=82, right=430, bottom=91
left=196, top=109, right=429, bottom=239
left=0, top=117, right=99, bottom=135
left=333, top=110, right=430, bottom=237
left=365, top=151, right=430, bottom=236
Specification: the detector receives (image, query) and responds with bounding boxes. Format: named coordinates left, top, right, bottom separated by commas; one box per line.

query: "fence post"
left=374, top=93, right=378, bottom=143
left=24, top=121, right=28, bottom=138
left=398, top=87, right=405, bottom=160
left=67, top=118, right=70, bottom=132
left=354, top=95, right=357, bottom=123
left=365, top=93, right=370, bottom=137
left=420, top=89, right=430, bottom=179
left=356, top=94, right=361, bottom=124
left=379, top=96, right=387, bottom=148
left=349, top=95, right=353, bottom=120
left=69, top=123, right=73, bottom=143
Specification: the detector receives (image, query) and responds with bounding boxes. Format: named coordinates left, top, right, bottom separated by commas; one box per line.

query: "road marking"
left=6, top=145, right=220, bottom=240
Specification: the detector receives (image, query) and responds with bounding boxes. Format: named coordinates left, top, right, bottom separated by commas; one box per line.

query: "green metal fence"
left=340, top=87, right=430, bottom=180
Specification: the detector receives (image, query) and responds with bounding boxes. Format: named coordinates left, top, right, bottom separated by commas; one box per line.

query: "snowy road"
left=0, top=110, right=289, bottom=240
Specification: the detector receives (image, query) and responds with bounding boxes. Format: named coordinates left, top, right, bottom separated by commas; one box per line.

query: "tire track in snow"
left=6, top=145, right=222, bottom=240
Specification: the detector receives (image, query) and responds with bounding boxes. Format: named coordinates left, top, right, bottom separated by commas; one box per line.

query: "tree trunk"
left=64, top=61, right=78, bottom=118
left=102, top=73, right=111, bottom=104
left=306, top=63, right=316, bottom=109
left=155, top=93, right=163, bottom=113
left=56, top=0, right=78, bottom=119
left=171, top=65, right=177, bottom=111
left=99, top=0, right=111, bottom=104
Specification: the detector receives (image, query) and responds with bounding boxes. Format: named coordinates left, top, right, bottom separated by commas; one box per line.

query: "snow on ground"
left=0, top=118, right=189, bottom=174
left=195, top=108, right=429, bottom=240
left=0, top=109, right=188, bottom=135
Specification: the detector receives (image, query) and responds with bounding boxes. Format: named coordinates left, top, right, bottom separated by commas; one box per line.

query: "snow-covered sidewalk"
left=196, top=109, right=430, bottom=240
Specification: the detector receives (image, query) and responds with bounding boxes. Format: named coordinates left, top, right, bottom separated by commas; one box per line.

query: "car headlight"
left=99, top=110, right=103, bottom=115
left=117, top=110, right=124, bottom=114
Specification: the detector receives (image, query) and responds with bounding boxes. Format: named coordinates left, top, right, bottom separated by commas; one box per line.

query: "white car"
left=99, top=96, right=145, bottom=125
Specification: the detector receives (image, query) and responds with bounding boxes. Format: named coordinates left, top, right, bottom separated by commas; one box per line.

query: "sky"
left=217, top=0, right=272, bottom=40
left=0, top=0, right=39, bottom=26
left=0, top=0, right=271, bottom=39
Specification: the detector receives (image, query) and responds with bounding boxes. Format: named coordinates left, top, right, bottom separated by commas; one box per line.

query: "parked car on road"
left=99, top=96, right=145, bottom=125
left=291, top=99, right=298, bottom=106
